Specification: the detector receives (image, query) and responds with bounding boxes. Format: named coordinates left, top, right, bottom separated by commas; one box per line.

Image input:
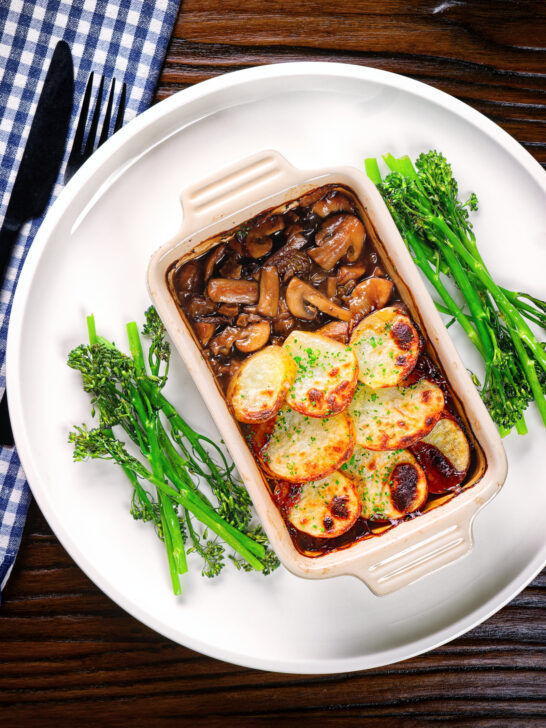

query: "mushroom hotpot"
left=147, top=151, right=507, bottom=595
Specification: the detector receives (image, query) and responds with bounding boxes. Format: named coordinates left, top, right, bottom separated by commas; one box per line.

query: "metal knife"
left=0, top=40, right=74, bottom=445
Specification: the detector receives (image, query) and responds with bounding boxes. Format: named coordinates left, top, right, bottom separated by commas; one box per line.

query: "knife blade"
left=0, top=40, right=73, bottom=273
left=0, top=40, right=74, bottom=446
left=1, top=40, right=74, bottom=229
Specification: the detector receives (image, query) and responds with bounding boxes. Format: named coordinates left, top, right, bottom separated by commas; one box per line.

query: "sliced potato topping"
left=284, top=471, right=361, bottom=538
left=342, top=445, right=427, bottom=520
left=283, top=330, right=358, bottom=417
left=227, top=346, right=296, bottom=423
left=411, top=415, right=470, bottom=493
left=258, top=405, right=355, bottom=482
left=348, top=379, right=444, bottom=451
left=350, top=306, right=420, bottom=388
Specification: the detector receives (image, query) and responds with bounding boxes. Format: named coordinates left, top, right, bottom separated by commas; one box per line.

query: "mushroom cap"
left=234, top=320, right=271, bottom=353
left=286, top=277, right=351, bottom=322
left=310, top=214, right=366, bottom=270
left=348, top=277, right=394, bottom=323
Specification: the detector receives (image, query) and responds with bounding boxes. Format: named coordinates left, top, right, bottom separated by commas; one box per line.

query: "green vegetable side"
left=365, top=151, right=546, bottom=436
left=68, top=307, right=279, bottom=595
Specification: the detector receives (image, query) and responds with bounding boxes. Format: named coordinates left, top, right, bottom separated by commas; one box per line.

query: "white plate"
left=7, top=62, right=546, bottom=674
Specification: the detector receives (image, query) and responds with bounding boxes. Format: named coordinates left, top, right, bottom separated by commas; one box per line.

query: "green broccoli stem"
left=515, top=416, right=528, bottom=436
left=86, top=315, right=186, bottom=586
left=159, top=460, right=265, bottom=565
left=127, top=320, right=264, bottom=568
left=433, top=235, right=496, bottom=364
left=500, top=288, right=546, bottom=330
left=156, top=423, right=212, bottom=506
left=149, top=387, right=248, bottom=513
left=506, top=322, right=546, bottom=427
left=157, top=504, right=181, bottom=595
left=150, top=420, right=188, bottom=576
left=127, top=321, right=188, bottom=576
left=431, top=215, right=546, bottom=375
left=87, top=314, right=97, bottom=345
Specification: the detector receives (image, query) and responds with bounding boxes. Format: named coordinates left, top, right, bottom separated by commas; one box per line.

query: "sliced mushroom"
left=219, top=258, right=242, bottom=279
left=245, top=214, right=285, bottom=258
left=270, top=248, right=310, bottom=283
left=207, top=278, right=259, bottom=304
left=284, top=224, right=307, bottom=249
left=326, top=276, right=337, bottom=298
left=257, top=266, right=280, bottom=318
left=272, top=299, right=296, bottom=336
left=203, top=244, right=226, bottom=281
left=228, top=236, right=244, bottom=256
left=194, top=321, right=216, bottom=346
left=173, top=260, right=202, bottom=304
left=209, top=326, right=239, bottom=356
left=286, top=277, right=351, bottom=322
left=348, top=277, right=394, bottom=323
left=236, top=312, right=263, bottom=327
left=235, top=320, right=271, bottom=353
left=317, top=320, right=349, bottom=343
left=299, top=188, right=328, bottom=208
left=309, top=214, right=366, bottom=270
left=187, top=296, right=217, bottom=318
left=337, top=264, right=367, bottom=286
left=217, top=303, right=239, bottom=318
left=312, top=191, right=354, bottom=218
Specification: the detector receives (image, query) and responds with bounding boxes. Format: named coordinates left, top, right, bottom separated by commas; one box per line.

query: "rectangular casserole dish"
left=147, top=150, right=507, bottom=595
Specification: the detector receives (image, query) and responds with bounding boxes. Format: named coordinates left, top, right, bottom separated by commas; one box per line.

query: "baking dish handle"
left=179, top=150, right=303, bottom=232
left=349, top=501, right=478, bottom=596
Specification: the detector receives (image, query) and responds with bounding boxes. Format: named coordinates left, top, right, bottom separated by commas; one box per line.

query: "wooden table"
left=2, top=1, right=545, bottom=724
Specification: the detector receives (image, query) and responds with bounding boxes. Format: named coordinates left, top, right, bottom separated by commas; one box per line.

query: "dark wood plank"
left=1, top=1, right=545, bottom=725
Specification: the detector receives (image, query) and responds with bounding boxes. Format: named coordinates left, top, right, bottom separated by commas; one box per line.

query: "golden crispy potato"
left=283, top=471, right=361, bottom=538
left=411, top=415, right=470, bottom=493
left=227, top=345, right=296, bottom=423
left=258, top=405, right=355, bottom=483
left=350, top=306, right=419, bottom=388
left=283, top=330, right=358, bottom=417
left=348, top=379, right=444, bottom=451
left=342, top=445, right=428, bottom=519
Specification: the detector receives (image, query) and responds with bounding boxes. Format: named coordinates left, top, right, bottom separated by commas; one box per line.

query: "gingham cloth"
left=0, top=0, right=180, bottom=599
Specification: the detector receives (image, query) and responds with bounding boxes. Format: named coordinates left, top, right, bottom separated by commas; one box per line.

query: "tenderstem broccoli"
left=68, top=307, right=279, bottom=595
left=365, top=151, right=546, bottom=435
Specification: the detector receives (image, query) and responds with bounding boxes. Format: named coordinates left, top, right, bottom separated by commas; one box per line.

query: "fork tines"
left=64, top=72, right=127, bottom=183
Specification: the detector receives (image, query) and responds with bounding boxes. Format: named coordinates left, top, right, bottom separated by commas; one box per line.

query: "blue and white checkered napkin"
left=0, top=0, right=180, bottom=598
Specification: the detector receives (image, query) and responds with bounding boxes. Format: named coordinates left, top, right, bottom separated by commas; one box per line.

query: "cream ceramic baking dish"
left=146, top=150, right=507, bottom=595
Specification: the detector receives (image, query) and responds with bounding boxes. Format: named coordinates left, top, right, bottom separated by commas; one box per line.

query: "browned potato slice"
left=283, top=471, right=361, bottom=538
left=227, top=346, right=296, bottom=423
left=348, top=379, right=444, bottom=451
left=283, top=330, right=358, bottom=417
left=258, top=405, right=355, bottom=482
left=342, top=445, right=428, bottom=520
left=411, top=415, right=470, bottom=493
left=350, top=306, right=419, bottom=388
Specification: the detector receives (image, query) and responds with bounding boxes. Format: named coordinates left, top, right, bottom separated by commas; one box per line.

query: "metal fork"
left=64, top=72, right=127, bottom=183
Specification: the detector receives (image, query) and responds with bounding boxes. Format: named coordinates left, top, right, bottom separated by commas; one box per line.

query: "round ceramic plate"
left=7, top=63, right=546, bottom=674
